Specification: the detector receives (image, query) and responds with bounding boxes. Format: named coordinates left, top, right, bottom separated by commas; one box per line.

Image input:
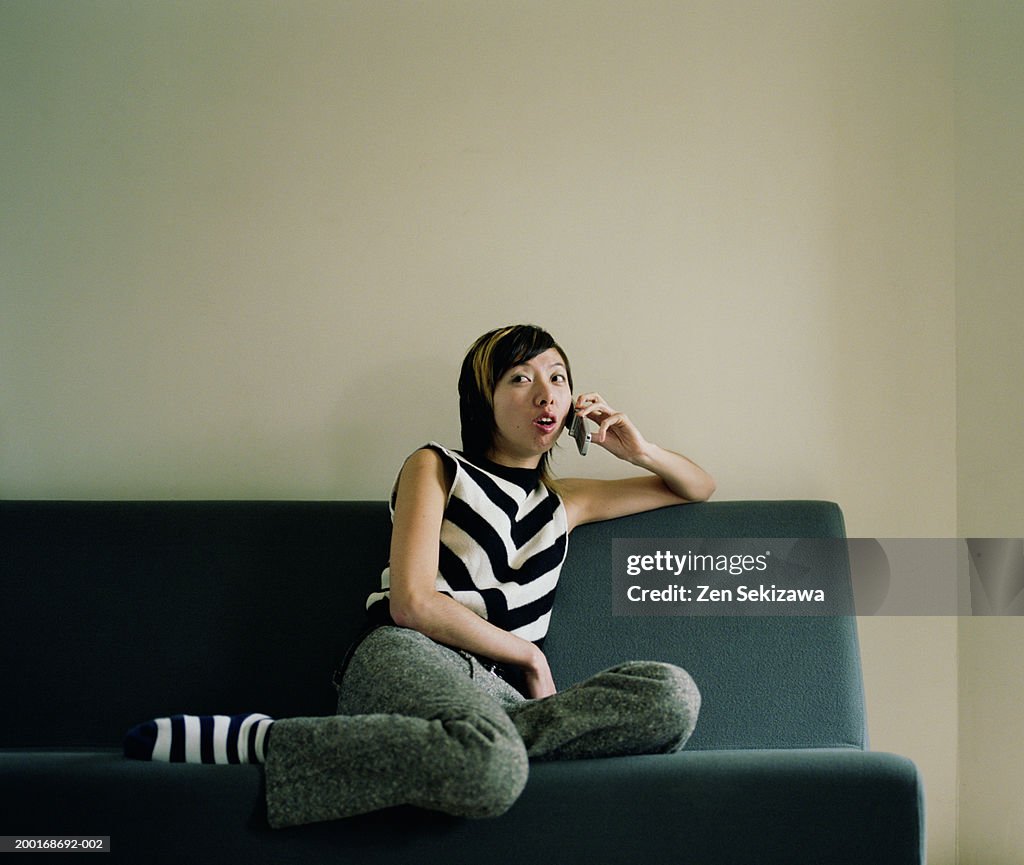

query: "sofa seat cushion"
left=1, top=748, right=921, bottom=865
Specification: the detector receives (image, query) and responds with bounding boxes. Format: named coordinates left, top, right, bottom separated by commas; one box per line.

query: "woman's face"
left=487, top=348, right=572, bottom=467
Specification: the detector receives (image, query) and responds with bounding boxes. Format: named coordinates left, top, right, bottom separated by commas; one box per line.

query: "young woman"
left=125, top=324, right=715, bottom=828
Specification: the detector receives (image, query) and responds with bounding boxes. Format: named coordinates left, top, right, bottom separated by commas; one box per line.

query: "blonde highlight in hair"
left=470, top=325, right=517, bottom=408
left=458, top=324, right=573, bottom=488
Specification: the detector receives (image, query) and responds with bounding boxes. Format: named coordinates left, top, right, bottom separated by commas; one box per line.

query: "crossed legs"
left=264, top=627, right=701, bottom=828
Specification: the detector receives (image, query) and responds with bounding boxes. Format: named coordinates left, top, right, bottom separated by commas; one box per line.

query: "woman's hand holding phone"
left=569, top=393, right=653, bottom=464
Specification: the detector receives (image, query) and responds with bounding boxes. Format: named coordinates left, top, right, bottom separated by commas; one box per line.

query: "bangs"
left=471, top=325, right=567, bottom=403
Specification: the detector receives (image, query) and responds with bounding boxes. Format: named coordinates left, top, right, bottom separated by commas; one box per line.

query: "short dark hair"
left=458, top=324, right=573, bottom=486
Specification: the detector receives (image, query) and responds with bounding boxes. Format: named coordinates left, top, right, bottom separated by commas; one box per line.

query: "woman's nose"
left=536, top=384, right=557, bottom=405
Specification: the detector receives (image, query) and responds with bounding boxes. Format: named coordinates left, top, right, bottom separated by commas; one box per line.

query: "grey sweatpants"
left=264, top=626, right=700, bottom=829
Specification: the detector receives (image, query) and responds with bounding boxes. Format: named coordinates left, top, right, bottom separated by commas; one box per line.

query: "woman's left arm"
left=559, top=392, right=716, bottom=530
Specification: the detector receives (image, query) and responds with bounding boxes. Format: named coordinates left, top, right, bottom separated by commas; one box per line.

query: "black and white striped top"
left=366, top=442, right=569, bottom=646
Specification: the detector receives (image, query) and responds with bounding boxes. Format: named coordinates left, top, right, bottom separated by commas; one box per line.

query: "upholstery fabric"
left=0, top=500, right=923, bottom=864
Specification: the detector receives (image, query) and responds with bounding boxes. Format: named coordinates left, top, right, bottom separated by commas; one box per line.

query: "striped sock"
left=123, top=713, right=274, bottom=764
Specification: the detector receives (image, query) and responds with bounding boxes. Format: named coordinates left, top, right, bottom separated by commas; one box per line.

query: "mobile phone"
left=568, top=410, right=592, bottom=456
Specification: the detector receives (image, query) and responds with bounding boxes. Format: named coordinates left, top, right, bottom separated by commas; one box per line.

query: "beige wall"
left=956, top=1, right=1024, bottom=863
left=0, top=0, right=956, bottom=525
left=1, top=2, right=1014, bottom=863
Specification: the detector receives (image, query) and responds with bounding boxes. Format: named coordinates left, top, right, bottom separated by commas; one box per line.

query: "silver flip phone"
left=568, top=411, right=592, bottom=456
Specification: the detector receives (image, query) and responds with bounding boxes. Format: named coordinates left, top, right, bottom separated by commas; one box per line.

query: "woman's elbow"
left=389, top=592, right=433, bottom=631
left=388, top=595, right=415, bottom=629
left=698, top=477, right=716, bottom=501
left=686, top=475, right=716, bottom=503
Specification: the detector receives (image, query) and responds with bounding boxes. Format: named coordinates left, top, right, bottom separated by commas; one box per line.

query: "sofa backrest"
left=545, top=500, right=865, bottom=751
left=0, top=499, right=863, bottom=751
left=2, top=501, right=390, bottom=748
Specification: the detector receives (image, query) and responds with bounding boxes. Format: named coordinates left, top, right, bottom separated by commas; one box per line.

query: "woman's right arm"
left=386, top=448, right=557, bottom=698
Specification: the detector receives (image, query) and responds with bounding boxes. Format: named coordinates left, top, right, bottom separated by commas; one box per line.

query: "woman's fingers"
left=575, top=393, right=621, bottom=441
left=574, top=392, right=610, bottom=417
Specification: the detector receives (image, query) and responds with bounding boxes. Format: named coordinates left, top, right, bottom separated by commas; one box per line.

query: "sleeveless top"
left=365, top=442, right=569, bottom=646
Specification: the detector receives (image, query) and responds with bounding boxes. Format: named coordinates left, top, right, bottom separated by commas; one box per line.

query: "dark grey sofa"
left=0, top=499, right=924, bottom=864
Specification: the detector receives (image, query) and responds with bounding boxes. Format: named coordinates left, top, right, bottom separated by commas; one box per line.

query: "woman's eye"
left=552, top=374, right=567, bottom=383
